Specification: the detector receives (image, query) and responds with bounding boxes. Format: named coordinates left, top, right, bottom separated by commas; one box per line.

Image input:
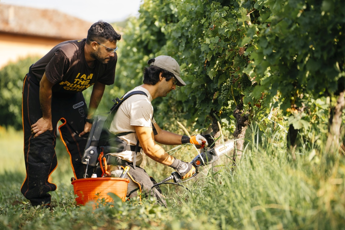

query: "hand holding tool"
left=157, top=135, right=234, bottom=185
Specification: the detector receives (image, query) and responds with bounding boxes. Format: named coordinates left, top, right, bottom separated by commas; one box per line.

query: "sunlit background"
left=0, top=0, right=142, bottom=22
left=0, top=0, right=142, bottom=174
left=0, top=0, right=142, bottom=68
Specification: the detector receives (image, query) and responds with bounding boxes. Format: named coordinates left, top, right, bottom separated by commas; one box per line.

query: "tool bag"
left=81, top=91, right=148, bottom=169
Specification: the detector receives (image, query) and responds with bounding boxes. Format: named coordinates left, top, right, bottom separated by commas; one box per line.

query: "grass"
left=0, top=124, right=345, bottom=230
left=0, top=127, right=25, bottom=175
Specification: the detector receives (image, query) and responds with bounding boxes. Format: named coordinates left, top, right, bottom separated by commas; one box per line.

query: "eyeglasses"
left=94, top=41, right=118, bottom=53
left=172, top=77, right=178, bottom=86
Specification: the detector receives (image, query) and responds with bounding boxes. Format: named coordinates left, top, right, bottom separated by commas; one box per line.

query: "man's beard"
left=91, top=52, right=109, bottom=64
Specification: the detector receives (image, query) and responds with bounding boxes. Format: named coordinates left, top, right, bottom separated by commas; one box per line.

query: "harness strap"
left=101, top=143, right=142, bottom=153
left=129, top=145, right=141, bottom=152
left=152, top=122, right=158, bottom=136
left=105, top=91, right=148, bottom=128
left=133, top=140, right=140, bottom=169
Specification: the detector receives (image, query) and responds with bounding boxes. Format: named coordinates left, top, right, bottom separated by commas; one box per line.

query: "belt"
left=102, top=145, right=141, bottom=154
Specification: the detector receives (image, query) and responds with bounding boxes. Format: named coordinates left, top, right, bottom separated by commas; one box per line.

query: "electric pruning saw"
left=153, top=134, right=235, bottom=188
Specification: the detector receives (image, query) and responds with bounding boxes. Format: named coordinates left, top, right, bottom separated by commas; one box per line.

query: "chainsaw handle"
left=171, top=165, right=199, bottom=183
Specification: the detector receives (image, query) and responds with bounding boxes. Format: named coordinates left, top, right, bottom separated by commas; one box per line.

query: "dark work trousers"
left=126, top=165, right=167, bottom=207
left=21, top=74, right=94, bottom=206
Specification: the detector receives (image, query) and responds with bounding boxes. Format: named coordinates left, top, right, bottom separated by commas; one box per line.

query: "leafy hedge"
left=0, top=56, right=39, bottom=130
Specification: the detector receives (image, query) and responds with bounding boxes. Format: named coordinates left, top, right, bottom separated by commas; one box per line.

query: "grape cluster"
left=220, top=79, right=231, bottom=101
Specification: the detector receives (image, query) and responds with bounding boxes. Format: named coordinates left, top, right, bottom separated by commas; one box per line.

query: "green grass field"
left=0, top=127, right=25, bottom=175
left=0, top=125, right=344, bottom=230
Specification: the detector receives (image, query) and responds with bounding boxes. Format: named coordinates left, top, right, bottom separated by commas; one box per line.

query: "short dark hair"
left=143, top=58, right=175, bottom=85
left=86, top=21, right=121, bottom=44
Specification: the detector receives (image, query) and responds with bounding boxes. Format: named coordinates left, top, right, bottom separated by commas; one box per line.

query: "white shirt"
left=108, top=86, right=155, bottom=165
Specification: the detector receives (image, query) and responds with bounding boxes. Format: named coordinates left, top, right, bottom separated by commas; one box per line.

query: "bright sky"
left=0, top=0, right=142, bottom=22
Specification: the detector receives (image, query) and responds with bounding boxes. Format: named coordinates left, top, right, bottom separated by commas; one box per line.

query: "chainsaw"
left=153, top=134, right=234, bottom=188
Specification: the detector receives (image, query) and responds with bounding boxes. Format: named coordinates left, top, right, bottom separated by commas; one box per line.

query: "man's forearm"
left=88, top=82, right=105, bottom=119
left=39, top=74, right=53, bottom=119
left=135, top=126, right=175, bottom=165
left=31, top=74, right=54, bottom=137
left=144, top=144, right=175, bottom=166
left=152, top=123, right=183, bottom=145
left=154, top=130, right=183, bottom=145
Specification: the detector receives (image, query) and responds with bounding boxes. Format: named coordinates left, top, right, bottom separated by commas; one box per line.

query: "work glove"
left=170, top=158, right=196, bottom=179
left=181, top=134, right=208, bottom=148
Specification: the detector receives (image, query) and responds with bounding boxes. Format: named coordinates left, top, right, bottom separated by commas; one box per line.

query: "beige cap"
left=150, top=55, right=186, bottom=86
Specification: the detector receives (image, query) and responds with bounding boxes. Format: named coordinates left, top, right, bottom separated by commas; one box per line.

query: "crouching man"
left=106, top=56, right=207, bottom=205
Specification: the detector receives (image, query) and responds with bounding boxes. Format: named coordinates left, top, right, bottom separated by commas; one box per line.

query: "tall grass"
left=0, top=124, right=344, bottom=229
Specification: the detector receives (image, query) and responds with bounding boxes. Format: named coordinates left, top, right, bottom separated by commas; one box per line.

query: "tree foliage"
left=112, top=0, right=344, bottom=148
left=247, top=0, right=345, bottom=111
left=0, top=56, right=39, bottom=130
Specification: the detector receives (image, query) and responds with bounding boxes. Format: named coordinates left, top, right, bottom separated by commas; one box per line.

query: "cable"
left=151, top=182, right=190, bottom=192
left=151, top=172, right=199, bottom=192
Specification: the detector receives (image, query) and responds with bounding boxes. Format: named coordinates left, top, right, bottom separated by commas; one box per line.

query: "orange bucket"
left=71, top=177, right=130, bottom=205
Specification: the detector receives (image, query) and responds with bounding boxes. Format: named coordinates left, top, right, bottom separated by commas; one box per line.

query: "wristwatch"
left=85, top=118, right=94, bottom=124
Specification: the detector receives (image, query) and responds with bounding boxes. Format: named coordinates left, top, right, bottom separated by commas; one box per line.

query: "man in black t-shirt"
left=21, top=21, right=121, bottom=207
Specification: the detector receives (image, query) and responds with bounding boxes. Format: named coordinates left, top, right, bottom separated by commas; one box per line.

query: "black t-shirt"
left=30, top=39, right=116, bottom=93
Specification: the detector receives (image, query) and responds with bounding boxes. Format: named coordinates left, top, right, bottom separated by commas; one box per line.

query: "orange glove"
left=190, top=134, right=208, bottom=145
left=181, top=134, right=208, bottom=147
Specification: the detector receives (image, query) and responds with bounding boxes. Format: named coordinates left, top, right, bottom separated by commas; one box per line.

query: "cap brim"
left=174, top=75, right=186, bottom=86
